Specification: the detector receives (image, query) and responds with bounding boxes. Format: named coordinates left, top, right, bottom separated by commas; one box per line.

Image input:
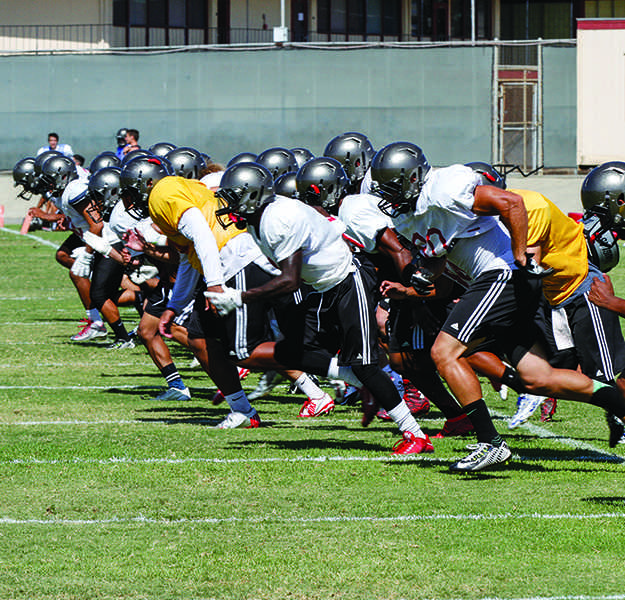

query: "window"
left=317, top=0, right=402, bottom=38
left=113, top=0, right=206, bottom=29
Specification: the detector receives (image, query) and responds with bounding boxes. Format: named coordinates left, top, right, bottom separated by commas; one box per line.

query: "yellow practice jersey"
left=148, top=176, right=243, bottom=272
left=511, top=188, right=587, bottom=306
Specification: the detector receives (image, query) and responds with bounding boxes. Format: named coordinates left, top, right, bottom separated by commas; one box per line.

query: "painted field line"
left=1, top=511, right=624, bottom=527
left=0, top=384, right=163, bottom=390
left=0, top=226, right=58, bottom=249
left=439, top=596, right=625, bottom=600
left=0, top=362, right=151, bottom=369
left=2, top=450, right=624, bottom=467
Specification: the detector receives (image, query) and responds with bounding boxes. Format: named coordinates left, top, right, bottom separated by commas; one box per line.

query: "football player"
left=370, top=142, right=625, bottom=471
left=209, top=162, right=434, bottom=454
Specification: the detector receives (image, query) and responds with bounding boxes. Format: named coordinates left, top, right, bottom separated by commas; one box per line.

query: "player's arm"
left=472, top=185, right=528, bottom=266
left=241, top=251, right=303, bottom=303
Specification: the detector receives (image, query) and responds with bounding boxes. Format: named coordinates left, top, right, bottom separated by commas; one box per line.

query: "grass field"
left=1, top=225, right=625, bottom=600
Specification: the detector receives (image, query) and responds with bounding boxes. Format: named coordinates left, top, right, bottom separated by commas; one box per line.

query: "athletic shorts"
left=58, top=232, right=85, bottom=255
left=386, top=299, right=449, bottom=354
left=277, top=262, right=379, bottom=367
left=143, top=279, right=194, bottom=327
left=186, top=262, right=292, bottom=361
left=537, top=290, right=625, bottom=383
left=440, top=269, right=541, bottom=366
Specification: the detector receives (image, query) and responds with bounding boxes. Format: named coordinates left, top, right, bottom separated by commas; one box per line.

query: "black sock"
left=501, top=366, right=527, bottom=394
left=588, top=383, right=625, bottom=418
left=110, top=318, right=129, bottom=342
left=464, top=398, right=504, bottom=446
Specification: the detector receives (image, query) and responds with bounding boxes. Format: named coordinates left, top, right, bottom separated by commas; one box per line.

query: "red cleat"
left=360, top=387, right=379, bottom=427
left=402, top=379, right=430, bottom=416
left=392, top=431, right=434, bottom=455
left=237, top=367, right=250, bottom=380
left=298, top=393, right=335, bottom=418
left=540, top=398, right=557, bottom=422
left=433, top=414, right=474, bottom=438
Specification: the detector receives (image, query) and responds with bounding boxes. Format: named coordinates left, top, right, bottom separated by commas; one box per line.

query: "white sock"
left=225, top=390, right=255, bottom=417
left=388, top=401, right=425, bottom=438
left=294, top=373, right=325, bottom=399
left=326, top=357, right=362, bottom=387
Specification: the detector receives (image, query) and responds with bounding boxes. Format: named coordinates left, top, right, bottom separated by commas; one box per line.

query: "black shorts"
left=143, top=279, right=194, bottom=327
left=440, top=269, right=541, bottom=366
left=537, top=291, right=625, bottom=383
left=58, top=232, right=84, bottom=255
left=277, top=263, right=379, bottom=367
left=386, top=299, right=447, bottom=354
left=90, top=243, right=126, bottom=309
left=186, top=262, right=289, bottom=361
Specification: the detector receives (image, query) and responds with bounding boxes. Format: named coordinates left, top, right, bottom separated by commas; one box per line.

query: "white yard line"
left=0, top=511, right=623, bottom=527
left=0, top=226, right=59, bottom=248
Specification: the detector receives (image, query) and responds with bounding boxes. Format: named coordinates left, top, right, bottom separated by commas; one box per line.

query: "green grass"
left=1, top=225, right=625, bottom=600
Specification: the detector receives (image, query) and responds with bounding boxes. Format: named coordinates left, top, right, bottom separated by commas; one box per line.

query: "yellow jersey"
left=148, top=176, right=243, bottom=273
left=511, top=188, right=587, bottom=306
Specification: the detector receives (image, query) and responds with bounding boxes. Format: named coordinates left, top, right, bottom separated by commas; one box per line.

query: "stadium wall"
left=0, top=45, right=576, bottom=172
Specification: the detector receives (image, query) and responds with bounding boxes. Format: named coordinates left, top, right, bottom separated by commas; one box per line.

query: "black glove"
left=402, top=257, right=436, bottom=295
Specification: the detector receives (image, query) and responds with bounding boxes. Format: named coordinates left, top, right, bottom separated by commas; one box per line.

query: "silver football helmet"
left=166, top=146, right=206, bottom=179
left=40, top=155, right=78, bottom=194
left=121, top=148, right=152, bottom=165
left=465, top=161, right=506, bottom=189
left=12, top=157, right=37, bottom=200
left=116, top=128, right=128, bottom=147
left=120, top=155, right=174, bottom=219
left=215, top=162, right=275, bottom=229
left=149, top=142, right=177, bottom=157
left=227, top=152, right=257, bottom=168
left=323, top=132, right=375, bottom=187
left=274, top=172, right=298, bottom=199
left=295, top=157, right=348, bottom=211
left=256, top=147, right=298, bottom=179
left=370, top=142, right=431, bottom=218
left=89, top=151, right=121, bottom=173
left=581, top=161, right=625, bottom=235
left=290, top=147, right=315, bottom=169
left=88, top=166, right=122, bottom=222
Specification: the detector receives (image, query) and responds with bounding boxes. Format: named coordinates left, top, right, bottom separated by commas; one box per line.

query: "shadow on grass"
left=581, top=496, right=625, bottom=507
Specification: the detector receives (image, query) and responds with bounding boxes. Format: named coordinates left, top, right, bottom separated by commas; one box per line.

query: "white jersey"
left=200, top=171, right=223, bottom=190
left=338, top=193, right=393, bottom=254
left=107, top=200, right=141, bottom=244
left=58, top=179, right=91, bottom=236
left=393, top=164, right=515, bottom=281
left=359, top=167, right=373, bottom=194
left=249, top=195, right=354, bottom=292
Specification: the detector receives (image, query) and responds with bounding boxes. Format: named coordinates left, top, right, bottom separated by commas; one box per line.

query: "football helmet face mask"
left=215, top=162, right=275, bottom=230
left=32, top=150, right=63, bottom=195
left=582, top=211, right=620, bottom=272
left=256, top=147, right=298, bottom=179
left=149, top=142, right=177, bottom=157
left=290, top=147, right=315, bottom=169
left=295, top=157, right=348, bottom=211
left=89, top=151, right=120, bottom=173
left=323, top=132, right=375, bottom=186
left=12, top=157, right=37, bottom=200
left=120, top=156, right=173, bottom=219
left=465, top=161, right=506, bottom=189
left=40, top=155, right=78, bottom=195
left=165, top=146, right=206, bottom=179
left=227, top=152, right=258, bottom=168
left=581, top=161, right=625, bottom=235
left=370, top=142, right=431, bottom=218
left=273, top=172, right=298, bottom=199
left=87, top=166, right=122, bottom=223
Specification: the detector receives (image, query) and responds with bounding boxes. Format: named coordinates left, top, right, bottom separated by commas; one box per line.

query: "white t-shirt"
left=59, top=179, right=90, bottom=236
left=249, top=195, right=354, bottom=292
left=200, top=171, right=224, bottom=190
left=37, top=143, right=74, bottom=158
left=338, top=193, right=394, bottom=254
left=393, top=164, right=515, bottom=281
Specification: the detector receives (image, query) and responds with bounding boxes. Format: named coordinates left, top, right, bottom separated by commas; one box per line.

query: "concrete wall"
left=0, top=46, right=493, bottom=171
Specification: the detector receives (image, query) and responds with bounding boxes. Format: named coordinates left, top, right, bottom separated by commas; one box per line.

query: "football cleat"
left=107, top=338, right=136, bottom=350
left=215, top=410, right=261, bottom=429
left=298, top=393, right=335, bottom=418
left=211, top=390, right=226, bottom=405
left=450, top=441, right=511, bottom=472
left=151, top=387, right=191, bottom=402
left=376, top=408, right=392, bottom=421
left=71, top=319, right=108, bottom=342
left=247, top=371, right=283, bottom=401
left=237, top=367, right=250, bottom=380
left=540, top=398, right=557, bottom=422
left=392, top=431, right=434, bottom=455
left=360, top=387, right=379, bottom=427
left=189, top=356, right=201, bottom=369
left=402, top=379, right=430, bottom=416
left=433, top=414, right=475, bottom=438
left=508, top=394, right=545, bottom=429
left=606, top=412, right=625, bottom=448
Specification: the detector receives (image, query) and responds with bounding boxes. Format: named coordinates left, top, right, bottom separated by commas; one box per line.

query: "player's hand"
left=588, top=275, right=615, bottom=310
left=380, top=280, right=413, bottom=300
left=204, top=286, right=243, bottom=316
left=70, top=248, right=94, bottom=278
left=514, top=253, right=554, bottom=278
left=158, top=309, right=176, bottom=338
left=124, top=228, right=146, bottom=252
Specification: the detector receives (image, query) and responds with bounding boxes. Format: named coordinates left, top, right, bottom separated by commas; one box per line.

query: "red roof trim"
left=577, top=19, right=625, bottom=30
